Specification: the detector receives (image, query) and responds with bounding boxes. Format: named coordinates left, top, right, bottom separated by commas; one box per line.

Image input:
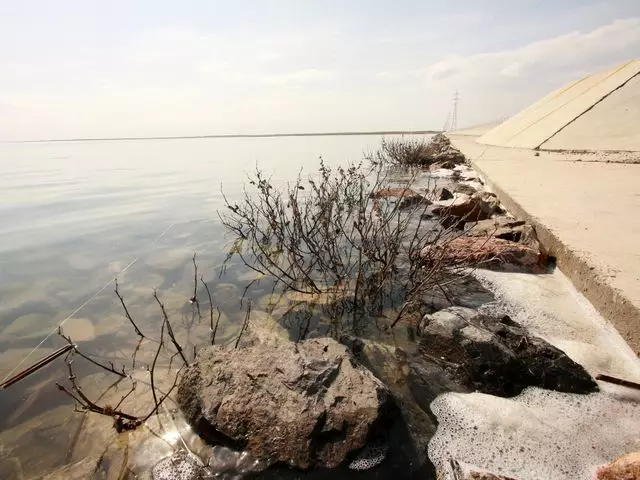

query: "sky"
left=1, top=0, right=640, bottom=141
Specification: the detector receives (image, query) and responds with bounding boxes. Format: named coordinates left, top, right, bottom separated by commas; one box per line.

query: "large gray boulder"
left=177, top=333, right=391, bottom=470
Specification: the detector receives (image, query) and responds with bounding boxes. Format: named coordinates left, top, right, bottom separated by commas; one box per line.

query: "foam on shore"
left=429, top=384, right=640, bottom=479
left=473, top=268, right=640, bottom=382
left=426, top=268, right=640, bottom=479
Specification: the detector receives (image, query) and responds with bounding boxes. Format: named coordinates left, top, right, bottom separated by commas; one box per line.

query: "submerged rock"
left=411, top=307, right=598, bottom=399
left=177, top=334, right=391, bottom=470
left=421, top=237, right=541, bottom=272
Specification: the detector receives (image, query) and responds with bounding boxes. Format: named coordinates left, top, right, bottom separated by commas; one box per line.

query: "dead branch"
left=115, top=278, right=145, bottom=338
left=190, top=253, right=201, bottom=319
left=0, top=344, right=75, bottom=389
left=59, top=330, right=127, bottom=378
left=57, top=352, right=141, bottom=432
left=153, top=289, right=188, bottom=366
left=200, top=276, right=221, bottom=345
left=596, top=373, right=640, bottom=391
left=235, top=300, right=252, bottom=349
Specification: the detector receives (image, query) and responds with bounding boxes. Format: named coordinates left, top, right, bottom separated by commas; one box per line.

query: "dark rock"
left=409, top=307, right=598, bottom=399
left=420, top=237, right=541, bottom=272
left=177, top=336, right=391, bottom=470
left=432, top=186, right=454, bottom=201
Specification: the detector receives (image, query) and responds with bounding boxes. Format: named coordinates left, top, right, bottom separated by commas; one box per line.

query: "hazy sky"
left=2, top=0, right=640, bottom=140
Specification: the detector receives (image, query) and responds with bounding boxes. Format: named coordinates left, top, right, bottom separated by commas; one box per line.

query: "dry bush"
left=221, top=153, right=477, bottom=339
left=375, top=137, right=437, bottom=167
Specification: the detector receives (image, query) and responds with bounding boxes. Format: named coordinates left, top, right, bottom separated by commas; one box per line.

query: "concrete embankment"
left=448, top=60, right=640, bottom=354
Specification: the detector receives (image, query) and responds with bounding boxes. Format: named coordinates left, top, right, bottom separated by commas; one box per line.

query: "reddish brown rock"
left=432, top=191, right=501, bottom=222
left=420, top=237, right=541, bottom=271
left=596, top=452, right=640, bottom=480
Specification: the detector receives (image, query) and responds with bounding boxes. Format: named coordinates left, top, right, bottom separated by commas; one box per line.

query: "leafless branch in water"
left=153, top=289, right=188, bottom=366
left=190, top=253, right=201, bottom=319
left=56, top=352, right=141, bottom=432
left=115, top=278, right=145, bottom=338
left=58, top=329, right=127, bottom=378
left=235, top=300, right=252, bottom=349
left=200, top=276, right=221, bottom=345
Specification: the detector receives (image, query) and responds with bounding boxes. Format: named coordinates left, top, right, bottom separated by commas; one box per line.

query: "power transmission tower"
left=443, top=91, right=459, bottom=131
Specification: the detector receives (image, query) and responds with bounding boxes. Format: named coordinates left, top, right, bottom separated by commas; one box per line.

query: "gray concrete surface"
left=477, top=60, right=640, bottom=150
left=449, top=134, right=640, bottom=354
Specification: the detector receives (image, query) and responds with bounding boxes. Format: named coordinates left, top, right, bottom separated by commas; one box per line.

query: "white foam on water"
left=429, top=384, right=640, bottom=480
left=473, top=268, right=640, bottom=382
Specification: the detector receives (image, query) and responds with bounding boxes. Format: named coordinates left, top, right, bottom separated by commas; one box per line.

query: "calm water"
left=0, top=134, right=430, bottom=478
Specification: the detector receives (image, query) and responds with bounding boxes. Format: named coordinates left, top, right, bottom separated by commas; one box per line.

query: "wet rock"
left=420, top=237, right=542, bottom=272
left=596, top=452, right=640, bottom=480
left=431, top=191, right=501, bottom=222
left=358, top=341, right=438, bottom=472
left=410, top=307, right=598, bottom=399
left=177, top=335, right=391, bottom=470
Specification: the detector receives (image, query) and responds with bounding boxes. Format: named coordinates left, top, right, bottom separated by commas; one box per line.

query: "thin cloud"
left=425, top=18, right=640, bottom=83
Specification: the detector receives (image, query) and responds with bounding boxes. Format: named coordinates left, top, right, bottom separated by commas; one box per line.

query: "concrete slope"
left=478, top=60, right=640, bottom=150
left=541, top=73, right=640, bottom=152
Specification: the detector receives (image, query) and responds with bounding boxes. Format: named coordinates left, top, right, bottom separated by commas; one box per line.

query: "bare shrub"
left=220, top=151, right=478, bottom=338
left=375, top=137, right=437, bottom=167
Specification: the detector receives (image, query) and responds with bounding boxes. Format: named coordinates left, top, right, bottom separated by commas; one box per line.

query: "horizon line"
left=4, top=129, right=442, bottom=144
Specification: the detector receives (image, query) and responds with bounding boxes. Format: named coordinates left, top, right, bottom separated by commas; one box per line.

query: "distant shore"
left=7, top=130, right=441, bottom=144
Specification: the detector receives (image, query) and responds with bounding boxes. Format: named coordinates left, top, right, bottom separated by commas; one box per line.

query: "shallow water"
left=0, top=134, right=434, bottom=478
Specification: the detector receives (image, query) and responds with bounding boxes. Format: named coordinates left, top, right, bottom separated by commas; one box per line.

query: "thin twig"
left=115, top=279, right=145, bottom=338
left=153, top=290, right=188, bottom=366
left=235, top=300, right=252, bottom=349
left=59, top=331, right=127, bottom=378
left=190, top=253, right=201, bottom=319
